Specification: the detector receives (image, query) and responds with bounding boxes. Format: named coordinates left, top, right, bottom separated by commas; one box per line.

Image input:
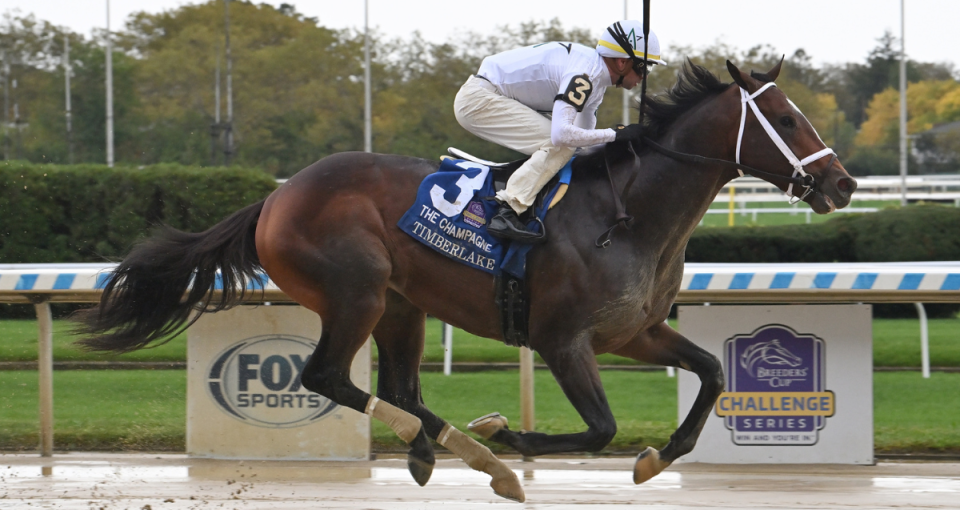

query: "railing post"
left=727, top=186, right=735, bottom=227
left=519, top=347, right=535, bottom=444
left=33, top=299, right=54, bottom=457
left=442, top=322, right=453, bottom=376
left=915, top=303, right=930, bottom=379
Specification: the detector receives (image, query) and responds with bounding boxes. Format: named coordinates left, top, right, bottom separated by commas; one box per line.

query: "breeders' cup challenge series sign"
left=678, top=304, right=872, bottom=464
left=716, top=325, right=834, bottom=445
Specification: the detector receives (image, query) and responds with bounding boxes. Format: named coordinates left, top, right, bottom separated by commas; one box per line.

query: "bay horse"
left=76, top=60, right=857, bottom=503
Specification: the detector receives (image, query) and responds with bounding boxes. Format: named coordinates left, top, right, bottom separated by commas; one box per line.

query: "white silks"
left=734, top=82, right=835, bottom=203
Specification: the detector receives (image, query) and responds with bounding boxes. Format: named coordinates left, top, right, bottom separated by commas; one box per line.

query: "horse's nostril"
left=837, top=177, right=857, bottom=194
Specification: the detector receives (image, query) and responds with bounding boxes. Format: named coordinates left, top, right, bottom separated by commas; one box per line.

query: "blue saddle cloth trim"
left=397, top=157, right=573, bottom=278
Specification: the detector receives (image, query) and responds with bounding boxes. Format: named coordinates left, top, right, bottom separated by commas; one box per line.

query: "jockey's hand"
left=613, top=123, right=644, bottom=142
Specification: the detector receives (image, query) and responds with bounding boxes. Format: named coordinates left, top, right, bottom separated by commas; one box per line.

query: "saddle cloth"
left=396, top=157, right=573, bottom=278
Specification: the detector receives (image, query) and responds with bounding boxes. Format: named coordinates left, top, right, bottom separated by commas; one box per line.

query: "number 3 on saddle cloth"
left=397, top=157, right=573, bottom=278
left=397, top=157, right=574, bottom=347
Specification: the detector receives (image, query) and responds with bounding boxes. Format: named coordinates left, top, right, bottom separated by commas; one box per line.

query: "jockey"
left=454, top=20, right=667, bottom=242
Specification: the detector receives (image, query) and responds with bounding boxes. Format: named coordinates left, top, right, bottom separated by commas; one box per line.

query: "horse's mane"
left=641, top=61, right=730, bottom=140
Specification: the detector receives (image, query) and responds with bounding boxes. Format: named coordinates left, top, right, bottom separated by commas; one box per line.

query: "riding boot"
left=487, top=201, right=546, bottom=244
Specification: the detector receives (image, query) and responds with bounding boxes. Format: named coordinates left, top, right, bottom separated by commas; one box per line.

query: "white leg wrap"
left=365, top=396, right=421, bottom=444
left=437, top=424, right=524, bottom=502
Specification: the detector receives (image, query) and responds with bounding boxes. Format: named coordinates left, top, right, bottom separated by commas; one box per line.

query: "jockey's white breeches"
left=454, top=75, right=575, bottom=214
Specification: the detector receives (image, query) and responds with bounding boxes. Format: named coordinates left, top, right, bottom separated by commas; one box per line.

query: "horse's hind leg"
left=611, top=321, right=724, bottom=484
left=372, top=290, right=524, bottom=503
left=270, top=241, right=423, bottom=473
left=371, top=290, right=436, bottom=486
left=478, top=335, right=619, bottom=457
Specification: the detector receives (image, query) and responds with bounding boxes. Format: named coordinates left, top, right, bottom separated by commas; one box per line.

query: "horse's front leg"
left=611, top=321, right=724, bottom=483
left=475, top=334, right=618, bottom=456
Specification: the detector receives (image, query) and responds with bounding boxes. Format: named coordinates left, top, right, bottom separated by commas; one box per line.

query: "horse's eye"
left=779, top=116, right=796, bottom=129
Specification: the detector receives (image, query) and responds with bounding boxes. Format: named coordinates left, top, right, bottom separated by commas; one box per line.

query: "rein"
left=596, top=82, right=838, bottom=247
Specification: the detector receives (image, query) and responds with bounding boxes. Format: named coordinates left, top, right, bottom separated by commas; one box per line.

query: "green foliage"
left=686, top=219, right=856, bottom=263
left=0, top=161, right=276, bottom=263
left=5, top=5, right=923, bottom=176
left=687, top=204, right=960, bottom=263
left=843, top=145, right=903, bottom=176
left=850, top=205, right=960, bottom=261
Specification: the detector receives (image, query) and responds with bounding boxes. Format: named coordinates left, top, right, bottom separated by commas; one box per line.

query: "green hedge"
left=0, top=162, right=276, bottom=264
left=686, top=205, right=960, bottom=263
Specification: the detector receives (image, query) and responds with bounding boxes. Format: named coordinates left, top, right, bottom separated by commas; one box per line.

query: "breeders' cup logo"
left=715, top=324, right=834, bottom=445
left=462, top=200, right=487, bottom=228
left=207, top=335, right=338, bottom=428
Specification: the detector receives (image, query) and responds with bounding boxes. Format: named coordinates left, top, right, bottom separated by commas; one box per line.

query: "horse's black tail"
left=74, top=200, right=266, bottom=353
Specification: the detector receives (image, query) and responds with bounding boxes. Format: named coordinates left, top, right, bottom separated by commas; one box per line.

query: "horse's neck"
left=629, top=89, right=742, bottom=249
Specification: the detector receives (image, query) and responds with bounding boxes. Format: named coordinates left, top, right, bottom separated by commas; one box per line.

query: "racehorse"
left=75, top=60, right=857, bottom=503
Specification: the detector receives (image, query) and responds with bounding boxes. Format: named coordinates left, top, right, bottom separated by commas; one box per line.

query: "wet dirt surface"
left=1, top=453, right=958, bottom=509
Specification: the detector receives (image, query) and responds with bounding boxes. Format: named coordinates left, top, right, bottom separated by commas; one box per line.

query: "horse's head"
left=740, top=339, right=803, bottom=376
left=725, top=59, right=857, bottom=213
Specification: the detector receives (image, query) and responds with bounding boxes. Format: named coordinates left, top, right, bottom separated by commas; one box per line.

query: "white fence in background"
left=707, top=174, right=960, bottom=224
left=717, top=174, right=960, bottom=206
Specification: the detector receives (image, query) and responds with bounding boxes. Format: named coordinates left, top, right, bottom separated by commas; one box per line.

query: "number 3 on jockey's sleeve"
left=555, top=74, right=593, bottom=112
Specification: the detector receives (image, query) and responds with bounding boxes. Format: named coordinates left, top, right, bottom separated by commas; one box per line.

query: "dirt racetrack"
left=2, top=453, right=958, bottom=509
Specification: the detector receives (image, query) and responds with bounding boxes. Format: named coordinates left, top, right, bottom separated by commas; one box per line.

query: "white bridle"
left=735, top=82, right=836, bottom=203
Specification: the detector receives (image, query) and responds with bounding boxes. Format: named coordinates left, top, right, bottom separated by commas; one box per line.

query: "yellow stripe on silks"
left=597, top=39, right=660, bottom=61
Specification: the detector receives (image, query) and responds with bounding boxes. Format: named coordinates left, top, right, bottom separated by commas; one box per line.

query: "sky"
left=2, top=0, right=956, bottom=69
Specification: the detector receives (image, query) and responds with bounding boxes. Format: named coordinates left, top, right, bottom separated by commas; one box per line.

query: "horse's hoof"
left=490, top=470, right=525, bottom=503
left=633, top=447, right=672, bottom=484
left=407, top=455, right=434, bottom=487
left=467, top=412, right=509, bottom=440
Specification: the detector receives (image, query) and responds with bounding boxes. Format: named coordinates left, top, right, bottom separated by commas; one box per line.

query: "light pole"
left=211, top=43, right=221, bottom=166
left=223, top=0, right=234, bottom=165
left=64, top=34, right=73, bottom=164
left=898, top=0, right=908, bottom=206
left=363, top=0, right=372, bottom=153
left=105, top=0, right=114, bottom=167
left=2, top=51, right=8, bottom=161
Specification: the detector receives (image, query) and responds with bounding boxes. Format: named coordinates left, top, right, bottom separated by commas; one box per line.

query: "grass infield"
left=1, top=369, right=958, bottom=454
left=1, top=316, right=958, bottom=367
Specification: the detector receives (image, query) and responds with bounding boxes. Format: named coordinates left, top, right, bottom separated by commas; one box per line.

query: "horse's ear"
left=726, top=60, right=751, bottom=90
left=766, top=56, right=784, bottom=81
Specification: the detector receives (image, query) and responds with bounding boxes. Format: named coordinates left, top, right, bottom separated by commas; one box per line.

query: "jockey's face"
left=619, top=66, right=645, bottom=90
left=609, top=57, right=647, bottom=90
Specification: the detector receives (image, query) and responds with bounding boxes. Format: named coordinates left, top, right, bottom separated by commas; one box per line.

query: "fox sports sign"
left=206, top=335, right=337, bottom=428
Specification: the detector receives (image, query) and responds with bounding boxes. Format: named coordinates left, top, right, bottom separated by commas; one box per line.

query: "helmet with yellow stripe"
left=596, top=20, right=667, bottom=66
